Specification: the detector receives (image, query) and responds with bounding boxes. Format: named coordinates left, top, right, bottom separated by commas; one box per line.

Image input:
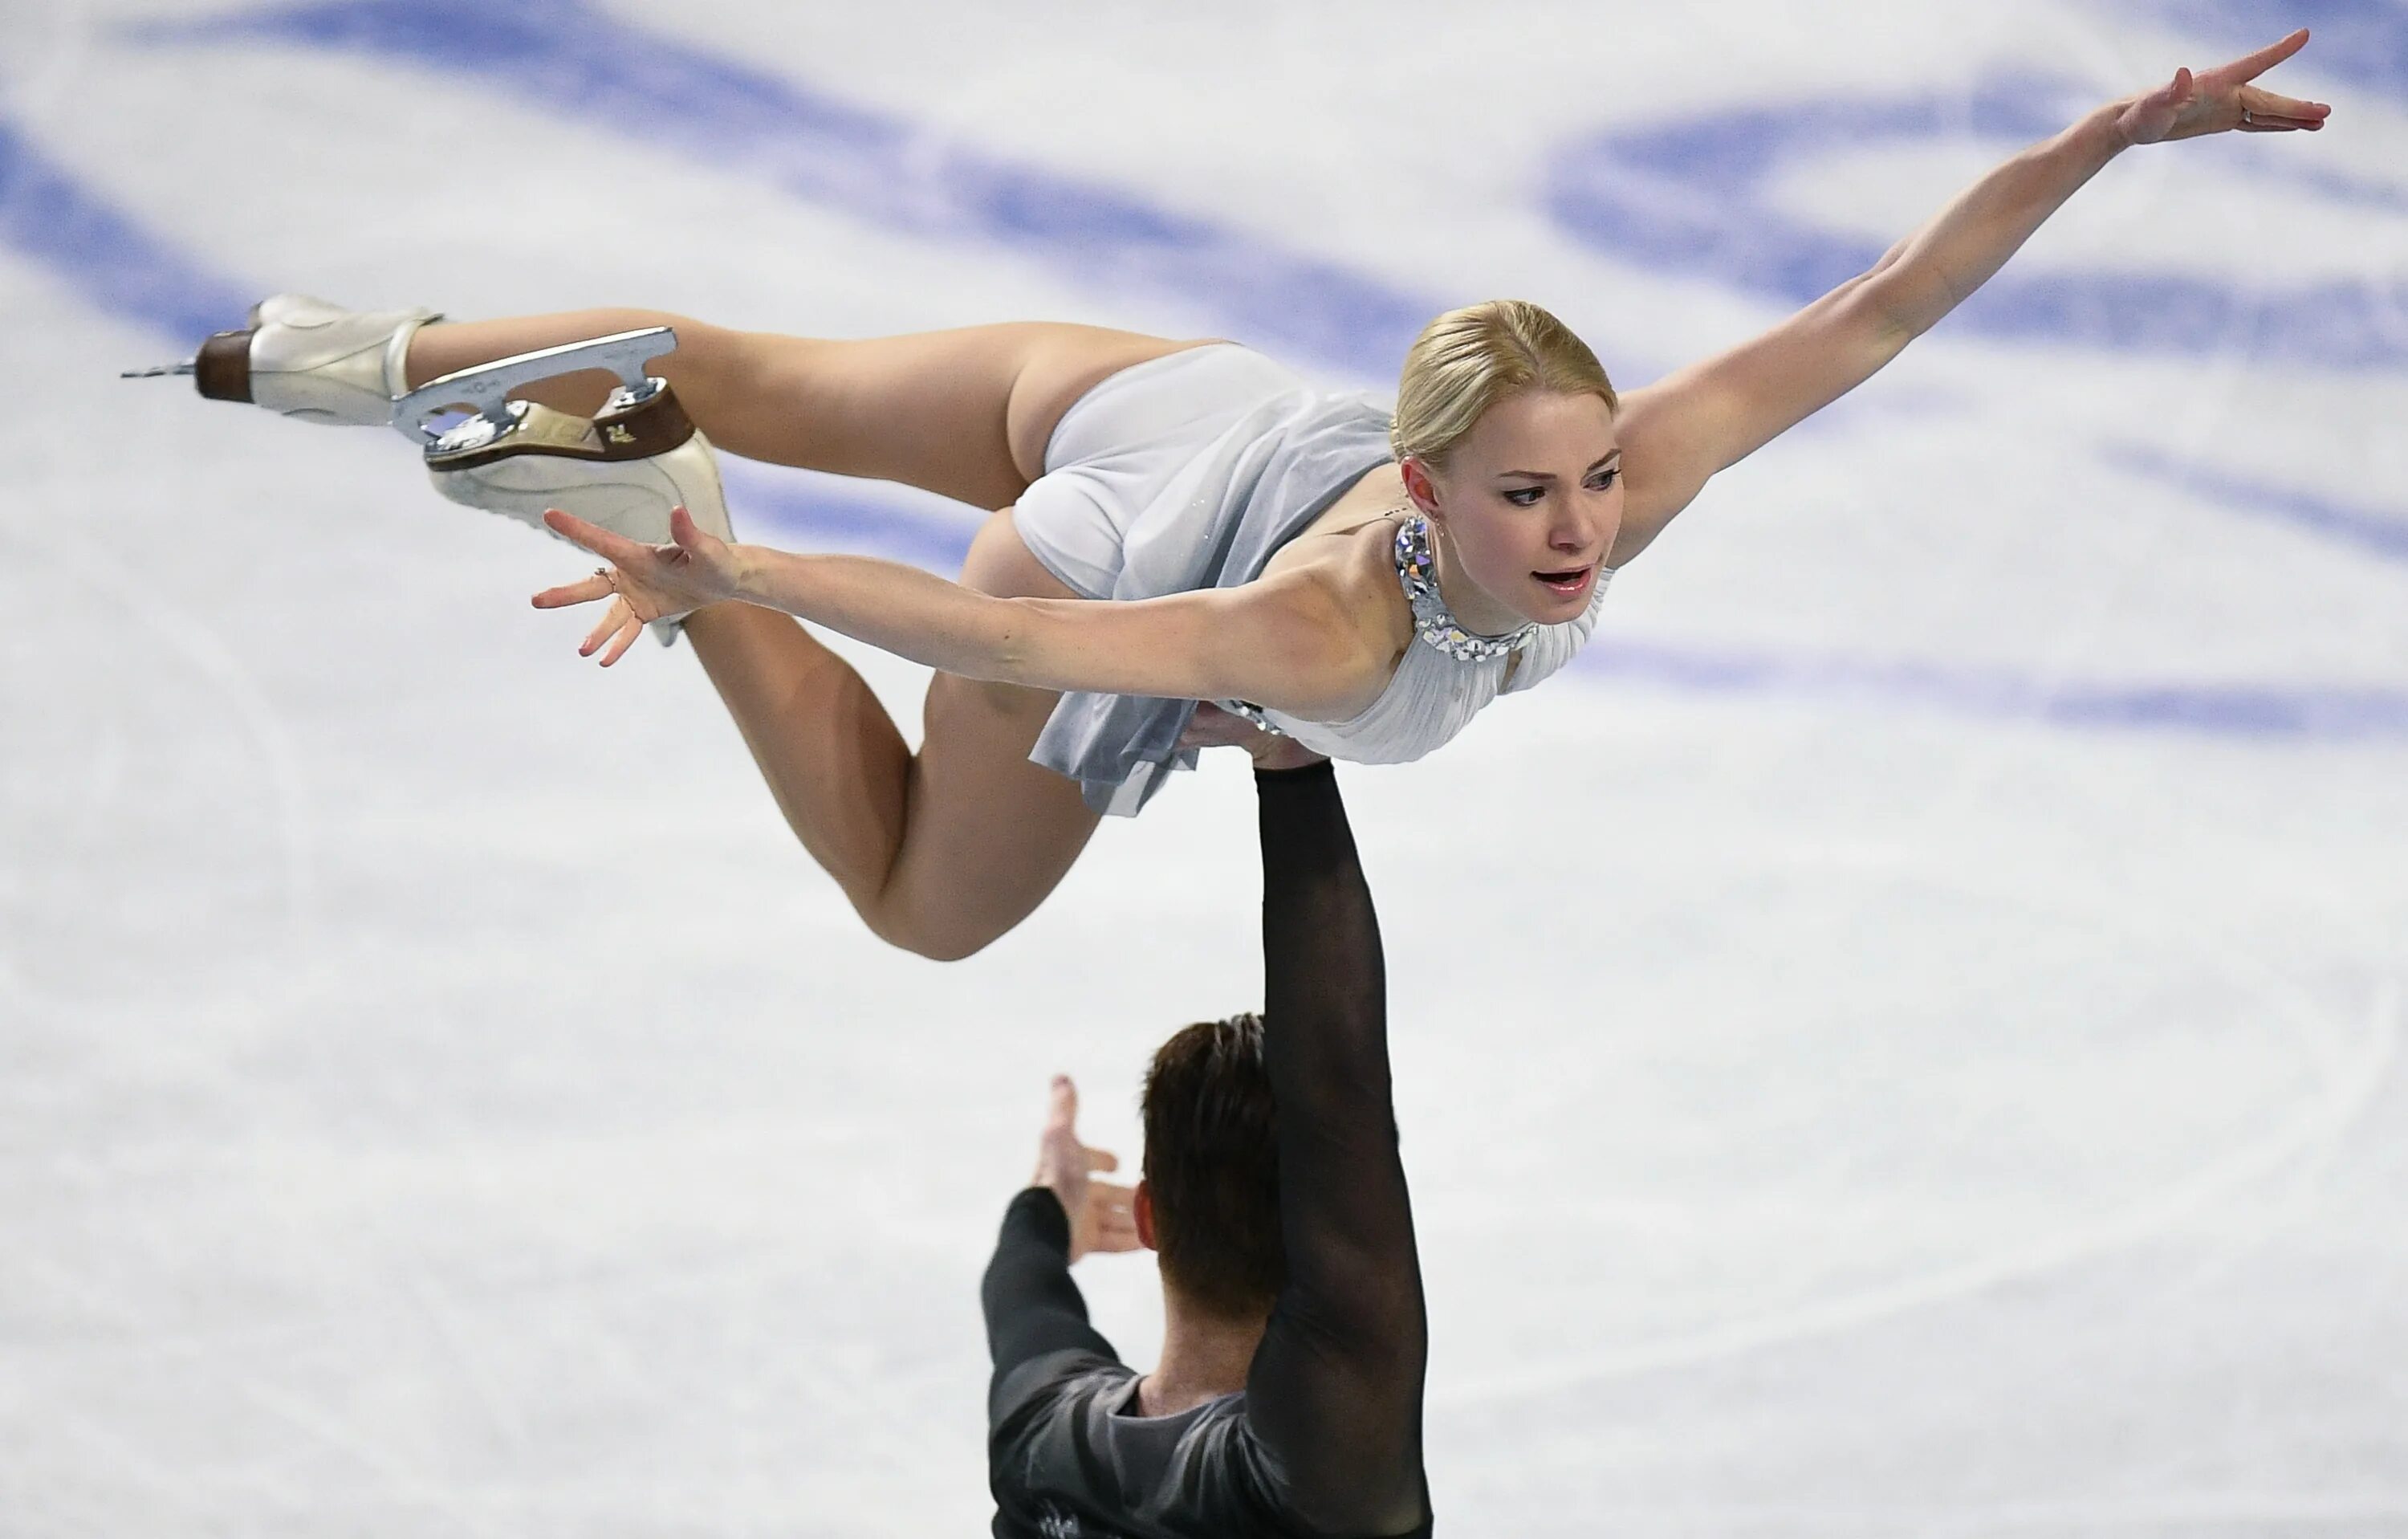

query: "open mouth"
left=1534, top=564, right=1594, bottom=597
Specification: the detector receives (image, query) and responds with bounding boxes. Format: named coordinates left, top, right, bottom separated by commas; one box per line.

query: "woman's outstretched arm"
left=531, top=507, right=1385, bottom=717
left=1607, top=28, right=2330, bottom=566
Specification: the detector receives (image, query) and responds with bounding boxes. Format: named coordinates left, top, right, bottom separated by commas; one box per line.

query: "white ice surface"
left=4, top=2, right=2406, bottom=1534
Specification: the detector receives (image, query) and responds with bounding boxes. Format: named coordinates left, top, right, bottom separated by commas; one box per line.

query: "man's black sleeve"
left=982, top=1187, right=1118, bottom=1393
left=1242, top=762, right=1428, bottom=1536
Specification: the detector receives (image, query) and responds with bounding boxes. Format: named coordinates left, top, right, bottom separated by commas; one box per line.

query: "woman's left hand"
left=2117, top=28, right=2330, bottom=146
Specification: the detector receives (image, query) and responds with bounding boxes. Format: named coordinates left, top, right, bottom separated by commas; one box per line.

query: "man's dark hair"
left=1141, top=1012, right=1285, bottom=1319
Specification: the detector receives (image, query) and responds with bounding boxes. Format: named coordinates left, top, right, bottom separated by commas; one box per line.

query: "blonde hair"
left=1390, top=299, right=1616, bottom=468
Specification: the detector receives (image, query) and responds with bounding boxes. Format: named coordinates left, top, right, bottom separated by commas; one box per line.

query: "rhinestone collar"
left=1393, top=513, right=1537, bottom=662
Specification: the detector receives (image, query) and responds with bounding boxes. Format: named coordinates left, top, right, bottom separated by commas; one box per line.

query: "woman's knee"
left=856, top=891, right=1009, bottom=963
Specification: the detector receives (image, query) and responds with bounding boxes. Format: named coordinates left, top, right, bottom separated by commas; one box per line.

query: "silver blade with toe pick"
left=389, top=327, right=679, bottom=442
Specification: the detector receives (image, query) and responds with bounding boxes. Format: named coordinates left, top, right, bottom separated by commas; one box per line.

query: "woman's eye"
left=1504, top=487, right=1544, bottom=507
left=1588, top=467, right=1621, bottom=491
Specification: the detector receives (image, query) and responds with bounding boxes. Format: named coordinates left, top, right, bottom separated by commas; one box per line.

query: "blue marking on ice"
left=1579, top=637, right=2408, bottom=740
left=122, top=0, right=1437, bottom=381
left=2111, top=446, right=2408, bottom=567
left=720, top=463, right=980, bottom=574
left=1544, top=74, right=2408, bottom=368
left=0, top=117, right=252, bottom=340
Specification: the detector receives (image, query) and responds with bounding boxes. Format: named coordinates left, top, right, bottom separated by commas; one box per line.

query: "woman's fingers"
left=543, top=507, right=650, bottom=566
left=531, top=571, right=616, bottom=609
left=580, top=597, right=631, bottom=658
left=597, top=614, right=643, bottom=667
left=2117, top=70, right=2188, bottom=145
left=2139, top=66, right=2190, bottom=113
left=2243, top=87, right=2331, bottom=124
left=2224, top=26, right=2309, bottom=83
left=532, top=556, right=657, bottom=666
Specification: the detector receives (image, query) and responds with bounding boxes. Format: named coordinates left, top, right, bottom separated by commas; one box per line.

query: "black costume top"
left=981, top=762, right=1430, bottom=1538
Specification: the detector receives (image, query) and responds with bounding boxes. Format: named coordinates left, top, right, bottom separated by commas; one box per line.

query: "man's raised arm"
left=1244, top=761, right=1428, bottom=1537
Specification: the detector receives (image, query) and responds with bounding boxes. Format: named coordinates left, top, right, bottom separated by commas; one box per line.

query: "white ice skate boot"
left=399, top=328, right=734, bottom=643
left=128, top=316, right=729, bottom=643
left=124, top=293, right=439, bottom=425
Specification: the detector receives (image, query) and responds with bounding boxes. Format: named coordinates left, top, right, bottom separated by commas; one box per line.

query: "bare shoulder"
left=1603, top=382, right=1706, bottom=566
left=1288, top=519, right=1409, bottom=641
left=1605, top=383, right=1692, bottom=503
left=1609, top=377, right=1679, bottom=440
left=1240, top=528, right=1406, bottom=717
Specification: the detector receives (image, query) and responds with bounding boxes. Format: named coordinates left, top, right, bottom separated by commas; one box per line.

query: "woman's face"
left=1405, top=389, right=1622, bottom=631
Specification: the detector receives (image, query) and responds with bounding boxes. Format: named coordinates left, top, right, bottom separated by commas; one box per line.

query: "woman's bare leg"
left=408, top=310, right=1206, bottom=955
left=405, top=311, right=1199, bottom=508
left=684, top=510, right=1101, bottom=959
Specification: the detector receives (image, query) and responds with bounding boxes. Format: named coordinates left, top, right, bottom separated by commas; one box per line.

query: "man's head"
left=1137, top=1012, right=1284, bottom=1321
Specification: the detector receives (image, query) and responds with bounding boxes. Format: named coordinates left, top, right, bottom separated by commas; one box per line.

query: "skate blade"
left=120, top=360, right=197, bottom=379
left=391, top=327, right=677, bottom=442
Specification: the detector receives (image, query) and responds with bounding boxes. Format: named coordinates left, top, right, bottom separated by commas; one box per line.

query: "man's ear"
left=1133, top=1180, right=1157, bottom=1252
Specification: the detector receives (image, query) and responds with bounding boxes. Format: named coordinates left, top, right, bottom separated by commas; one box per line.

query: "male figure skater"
left=980, top=727, right=1429, bottom=1537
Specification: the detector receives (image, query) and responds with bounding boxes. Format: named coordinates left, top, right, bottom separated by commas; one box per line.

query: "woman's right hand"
left=531, top=505, right=743, bottom=665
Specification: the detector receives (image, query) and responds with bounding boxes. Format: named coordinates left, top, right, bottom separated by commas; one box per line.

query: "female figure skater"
left=198, top=34, right=2328, bottom=959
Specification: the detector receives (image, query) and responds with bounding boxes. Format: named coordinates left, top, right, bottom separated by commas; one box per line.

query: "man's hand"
left=1180, top=702, right=1329, bottom=772
left=1031, top=1076, right=1141, bottom=1264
